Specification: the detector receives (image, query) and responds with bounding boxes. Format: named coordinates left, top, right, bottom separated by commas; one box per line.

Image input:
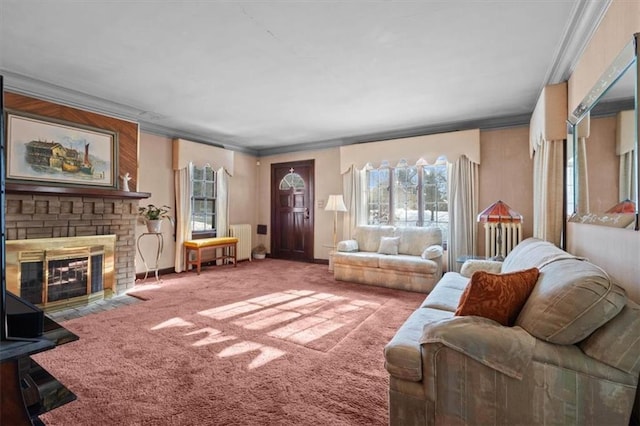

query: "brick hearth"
left=5, top=194, right=139, bottom=294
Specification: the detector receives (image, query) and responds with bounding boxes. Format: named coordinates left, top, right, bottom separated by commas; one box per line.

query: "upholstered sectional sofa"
left=332, top=225, right=444, bottom=293
left=384, top=238, right=640, bottom=425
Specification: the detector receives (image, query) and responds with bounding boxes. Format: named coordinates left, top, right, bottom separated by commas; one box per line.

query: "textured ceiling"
left=0, top=1, right=607, bottom=155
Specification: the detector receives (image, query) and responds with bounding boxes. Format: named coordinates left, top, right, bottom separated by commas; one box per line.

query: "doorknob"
left=304, top=208, right=310, bottom=219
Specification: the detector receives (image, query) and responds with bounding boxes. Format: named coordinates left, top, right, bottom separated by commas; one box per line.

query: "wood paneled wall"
left=4, top=92, right=139, bottom=190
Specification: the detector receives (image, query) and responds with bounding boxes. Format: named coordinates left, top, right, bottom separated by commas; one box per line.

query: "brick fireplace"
left=5, top=190, right=143, bottom=309
left=3, top=91, right=148, bottom=311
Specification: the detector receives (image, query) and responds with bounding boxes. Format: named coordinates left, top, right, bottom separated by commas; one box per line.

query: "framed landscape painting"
left=6, top=111, right=117, bottom=187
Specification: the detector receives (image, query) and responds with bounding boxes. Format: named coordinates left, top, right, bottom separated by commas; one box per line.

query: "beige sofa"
left=333, top=225, right=443, bottom=293
left=384, top=238, right=640, bottom=425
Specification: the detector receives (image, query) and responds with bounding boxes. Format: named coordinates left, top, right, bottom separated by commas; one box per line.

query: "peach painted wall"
left=136, top=133, right=258, bottom=274
left=567, top=0, right=640, bottom=300
left=478, top=126, right=534, bottom=256
left=136, top=133, right=176, bottom=274
left=228, top=151, right=258, bottom=239
left=136, top=126, right=536, bottom=266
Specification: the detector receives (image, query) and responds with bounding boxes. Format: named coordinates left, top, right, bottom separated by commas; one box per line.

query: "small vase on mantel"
left=146, top=219, right=162, bottom=234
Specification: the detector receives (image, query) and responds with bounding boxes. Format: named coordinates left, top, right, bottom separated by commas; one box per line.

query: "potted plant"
left=138, top=204, right=172, bottom=233
left=252, top=243, right=267, bottom=260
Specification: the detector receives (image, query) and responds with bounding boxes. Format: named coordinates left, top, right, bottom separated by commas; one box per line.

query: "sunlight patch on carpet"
left=151, top=317, right=194, bottom=330
left=185, top=327, right=237, bottom=347
left=235, top=309, right=302, bottom=330
left=148, top=289, right=383, bottom=370
left=198, top=289, right=382, bottom=352
left=283, top=320, right=345, bottom=345
left=199, top=301, right=265, bottom=320
left=218, top=341, right=286, bottom=369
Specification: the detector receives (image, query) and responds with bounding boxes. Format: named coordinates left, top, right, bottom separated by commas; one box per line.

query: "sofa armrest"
left=336, top=239, right=358, bottom=252
left=459, top=259, right=503, bottom=278
left=421, top=244, right=444, bottom=260
left=419, top=316, right=535, bottom=379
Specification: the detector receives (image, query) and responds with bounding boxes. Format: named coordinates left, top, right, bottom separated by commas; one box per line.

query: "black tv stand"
left=1, top=309, right=79, bottom=425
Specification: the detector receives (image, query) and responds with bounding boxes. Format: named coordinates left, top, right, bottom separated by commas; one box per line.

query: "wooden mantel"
left=6, top=182, right=150, bottom=200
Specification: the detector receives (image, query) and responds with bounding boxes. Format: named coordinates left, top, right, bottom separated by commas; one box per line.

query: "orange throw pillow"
left=454, top=268, right=540, bottom=326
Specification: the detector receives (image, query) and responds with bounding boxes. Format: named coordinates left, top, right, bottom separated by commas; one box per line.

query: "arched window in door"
left=279, top=171, right=305, bottom=190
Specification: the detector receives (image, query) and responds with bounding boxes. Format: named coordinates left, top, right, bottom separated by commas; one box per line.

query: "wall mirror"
left=567, top=33, right=639, bottom=231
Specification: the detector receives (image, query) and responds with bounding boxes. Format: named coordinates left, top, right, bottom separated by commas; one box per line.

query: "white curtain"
left=576, top=136, right=590, bottom=214
left=342, top=165, right=367, bottom=239
left=216, top=167, right=229, bottom=237
left=616, top=110, right=635, bottom=201
left=216, top=167, right=230, bottom=265
left=174, top=163, right=192, bottom=272
left=447, top=155, right=478, bottom=272
left=619, top=150, right=636, bottom=202
left=533, top=139, right=564, bottom=246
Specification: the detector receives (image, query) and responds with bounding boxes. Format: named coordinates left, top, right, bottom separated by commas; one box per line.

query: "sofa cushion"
left=454, top=268, right=540, bottom=326
left=515, top=259, right=627, bottom=344
left=421, top=272, right=469, bottom=312
left=395, top=226, right=442, bottom=256
left=459, top=259, right=503, bottom=278
left=332, top=251, right=380, bottom=268
left=355, top=225, right=395, bottom=253
left=377, top=236, right=400, bottom=255
left=501, top=238, right=581, bottom=273
left=579, top=300, right=640, bottom=375
left=336, top=239, right=358, bottom=252
left=378, top=255, right=438, bottom=274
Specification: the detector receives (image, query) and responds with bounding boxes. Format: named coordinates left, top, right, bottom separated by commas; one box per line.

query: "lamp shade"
left=605, top=199, right=636, bottom=213
left=477, top=200, right=522, bottom=223
left=325, top=195, right=347, bottom=212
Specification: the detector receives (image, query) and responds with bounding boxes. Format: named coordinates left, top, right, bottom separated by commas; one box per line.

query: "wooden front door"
left=271, top=160, right=314, bottom=262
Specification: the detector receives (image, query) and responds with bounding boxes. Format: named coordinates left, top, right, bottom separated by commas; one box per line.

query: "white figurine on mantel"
left=121, top=172, right=132, bottom=192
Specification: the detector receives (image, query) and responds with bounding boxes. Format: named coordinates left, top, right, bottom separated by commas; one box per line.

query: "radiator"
left=483, top=222, right=522, bottom=259
left=229, top=224, right=252, bottom=261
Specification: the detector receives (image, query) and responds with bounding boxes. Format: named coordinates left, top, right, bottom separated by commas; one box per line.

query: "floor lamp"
left=325, top=195, right=348, bottom=248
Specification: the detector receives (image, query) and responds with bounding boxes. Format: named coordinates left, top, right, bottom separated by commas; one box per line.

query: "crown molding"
left=2, top=70, right=259, bottom=155
left=3, top=68, right=533, bottom=158
left=1, top=70, right=141, bottom=123
left=256, top=113, right=532, bottom=157
left=543, top=0, right=611, bottom=85
left=138, top=122, right=259, bottom=156
left=1, top=0, right=611, bottom=158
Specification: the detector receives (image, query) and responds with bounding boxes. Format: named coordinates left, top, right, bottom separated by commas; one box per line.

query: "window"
left=366, top=157, right=449, bottom=240
left=279, top=171, right=305, bottom=190
left=191, top=165, right=216, bottom=236
left=367, top=167, right=390, bottom=225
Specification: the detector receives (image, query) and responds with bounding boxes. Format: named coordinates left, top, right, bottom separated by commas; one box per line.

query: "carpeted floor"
left=35, top=259, right=425, bottom=425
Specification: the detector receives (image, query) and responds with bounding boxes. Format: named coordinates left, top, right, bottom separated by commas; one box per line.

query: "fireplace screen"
left=20, top=261, right=44, bottom=304
left=47, top=257, right=90, bottom=302
left=6, top=235, right=115, bottom=310
left=19, top=253, right=105, bottom=305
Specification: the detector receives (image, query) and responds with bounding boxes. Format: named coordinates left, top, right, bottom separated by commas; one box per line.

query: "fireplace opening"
left=47, top=257, right=90, bottom=302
